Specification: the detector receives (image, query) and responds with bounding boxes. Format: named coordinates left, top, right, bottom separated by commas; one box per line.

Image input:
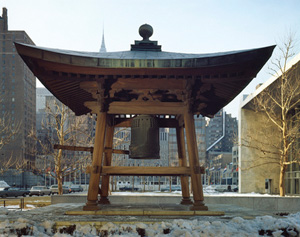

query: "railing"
left=0, top=197, right=25, bottom=210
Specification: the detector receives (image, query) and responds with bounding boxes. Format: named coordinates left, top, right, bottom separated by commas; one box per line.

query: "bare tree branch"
left=242, top=32, right=299, bottom=196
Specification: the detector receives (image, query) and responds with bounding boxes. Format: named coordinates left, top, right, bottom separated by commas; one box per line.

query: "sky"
left=1, top=0, right=300, bottom=118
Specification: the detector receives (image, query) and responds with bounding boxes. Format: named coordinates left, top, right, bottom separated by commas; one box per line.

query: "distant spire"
left=99, top=28, right=106, bottom=53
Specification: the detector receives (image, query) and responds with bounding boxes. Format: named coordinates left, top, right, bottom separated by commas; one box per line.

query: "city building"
left=206, top=109, right=238, bottom=153
left=239, top=52, right=300, bottom=195
left=195, top=115, right=207, bottom=165
left=0, top=8, right=36, bottom=170
left=168, top=115, right=206, bottom=167
left=205, top=109, right=238, bottom=184
left=207, top=152, right=232, bottom=185
left=232, top=145, right=239, bottom=185
left=36, top=87, right=52, bottom=112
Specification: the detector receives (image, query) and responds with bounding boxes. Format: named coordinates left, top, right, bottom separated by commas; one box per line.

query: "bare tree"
left=0, top=89, right=22, bottom=173
left=241, top=33, right=300, bottom=196
left=30, top=98, right=94, bottom=194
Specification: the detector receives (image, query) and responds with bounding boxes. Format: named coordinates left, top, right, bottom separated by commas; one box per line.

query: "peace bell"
left=129, top=115, right=160, bottom=159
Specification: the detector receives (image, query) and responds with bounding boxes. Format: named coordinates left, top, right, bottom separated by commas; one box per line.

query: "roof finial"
left=131, top=24, right=161, bottom=52
left=139, top=24, right=153, bottom=41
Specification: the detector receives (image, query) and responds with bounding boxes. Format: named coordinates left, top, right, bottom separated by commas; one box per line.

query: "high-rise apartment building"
left=0, top=8, right=36, bottom=169
left=205, top=109, right=238, bottom=184
left=168, top=115, right=206, bottom=166
left=206, top=109, right=238, bottom=153
left=36, top=87, right=52, bottom=112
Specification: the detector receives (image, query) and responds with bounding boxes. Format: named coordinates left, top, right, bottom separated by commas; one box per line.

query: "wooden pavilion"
left=16, top=24, right=275, bottom=211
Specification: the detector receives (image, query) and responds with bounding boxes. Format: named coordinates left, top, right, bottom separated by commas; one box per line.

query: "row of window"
left=1, top=34, right=17, bottom=40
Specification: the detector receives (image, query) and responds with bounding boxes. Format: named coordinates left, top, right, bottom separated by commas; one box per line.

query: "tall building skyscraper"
left=206, top=109, right=237, bottom=153
left=205, top=109, right=237, bottom=184
left=168, top=115, right=206, bottom=166
left=0, top=8, right=36, bottom=169
left=36, top=87, right=52, bottom=112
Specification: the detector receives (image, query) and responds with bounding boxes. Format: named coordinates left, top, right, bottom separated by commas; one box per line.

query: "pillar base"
left=189, top=201, right=208, bottom=211
left=83, top=200, right=101, bottom=211
left=180, top=197, right=193, bottom=205
left=98, top=196, right=110, bottom=204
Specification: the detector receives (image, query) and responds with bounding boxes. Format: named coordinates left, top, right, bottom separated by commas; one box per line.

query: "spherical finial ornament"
left=139, top=24, right=153, bottom=41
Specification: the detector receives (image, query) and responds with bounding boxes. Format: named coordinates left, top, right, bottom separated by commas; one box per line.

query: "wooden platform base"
left=190, top=200, right=209, bottom=211
left=68, top=204, right=221, bottom=216
left=82, top=202, right=101, bottom=211
left=190, top=205, right=209, bottom=211
left=180, top=197, right=193, bottom=205
left=67, top=208, right=223, bottom=216
left=98, top=197, right=110, bottom=205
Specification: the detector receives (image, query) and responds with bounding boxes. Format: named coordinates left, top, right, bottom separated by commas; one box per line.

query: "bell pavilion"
left=16, top=24, right=275, bottom=211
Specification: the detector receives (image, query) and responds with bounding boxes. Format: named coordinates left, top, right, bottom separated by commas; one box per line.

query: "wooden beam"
left=109, top=102, right=186, bottom=115
left=176, top=125, right=191, bottom=203
left=53, top=144, right=128, bottom=155
left=84, top=101, right=186, bottom=115
left=84, top=111, right=107, bottom=210
left=106, top=149, right=130, bottom=155
left=184, top=111, right=207, bottom=210
left=53, top=144, right=93, bottom=153
left=158, top=118, right=179, bottom=128
left=110, top=78, right=187, bottom=90
left=101, top=166, right=191, bottom=176
left=113, top=117, right=179, bottom=128
left=113, top=118, right=133, bottom=127
left=81, top=78, right=187, bottom=91
left=100, top=124, right=115, bottom=203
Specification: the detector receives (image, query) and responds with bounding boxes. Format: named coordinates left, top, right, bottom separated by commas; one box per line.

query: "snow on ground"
left=1, top=189, right=299, bottom=236
left=0, top=206, right=299, bottom=236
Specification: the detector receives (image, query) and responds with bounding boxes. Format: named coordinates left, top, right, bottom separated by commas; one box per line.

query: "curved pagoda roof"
left=15, top=25, right=275, bottom=117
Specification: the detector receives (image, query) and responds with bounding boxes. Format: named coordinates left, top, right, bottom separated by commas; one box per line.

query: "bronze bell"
left=129, top=115, right=160, bottom=159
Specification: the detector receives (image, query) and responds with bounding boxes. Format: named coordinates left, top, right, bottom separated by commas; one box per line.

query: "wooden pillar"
left=83, top=111, right=107, bottom=211
left=99, top=123, right=114, bottom=204
left=176, top=125, right=193, bottom=205
left=184, top=111, right=208, bottom=211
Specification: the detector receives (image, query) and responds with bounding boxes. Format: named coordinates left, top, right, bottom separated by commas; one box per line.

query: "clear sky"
left=2, top=0, right=300, bottom=118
